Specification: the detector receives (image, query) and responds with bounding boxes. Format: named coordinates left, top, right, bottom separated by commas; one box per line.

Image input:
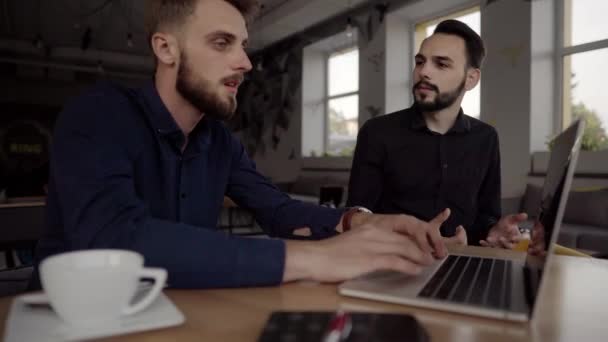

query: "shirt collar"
left=140, top=81, right=182, bottom=137
left=409, top=104, right=471, bottom=134
left=139, top=81, right=211, bottom=153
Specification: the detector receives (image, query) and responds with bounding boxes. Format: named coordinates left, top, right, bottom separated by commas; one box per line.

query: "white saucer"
left=4, top=290, right=185, bottom=341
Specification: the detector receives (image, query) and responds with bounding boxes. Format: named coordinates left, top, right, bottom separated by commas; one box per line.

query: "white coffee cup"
left=39, top=249, right=167, bottom=327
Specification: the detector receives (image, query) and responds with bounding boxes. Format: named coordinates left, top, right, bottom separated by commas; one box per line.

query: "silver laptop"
left=339, top=119, right=585, bottom=322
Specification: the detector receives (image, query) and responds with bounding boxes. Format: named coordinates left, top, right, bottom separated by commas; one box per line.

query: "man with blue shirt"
left=33, top=0, right=452, bottom=289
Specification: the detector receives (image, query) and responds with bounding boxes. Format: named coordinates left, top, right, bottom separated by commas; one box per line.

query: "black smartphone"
left=257, top=311, right=429, bottom=342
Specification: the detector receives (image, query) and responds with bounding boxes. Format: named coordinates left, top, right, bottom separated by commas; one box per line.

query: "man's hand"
left=480, top=213, right=528, bottom=249
left=348, top=209, right=451, bottom=259
left=527, top=220, right=547, bottom=257
left=443, top=225, right=467, bottom=246
left=282, top=210, right=451, bottom=283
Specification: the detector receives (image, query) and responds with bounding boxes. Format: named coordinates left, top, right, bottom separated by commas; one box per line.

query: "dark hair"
left=145, top=0, right=260, bottom=46
left=433, top=19, right=485, bottom=69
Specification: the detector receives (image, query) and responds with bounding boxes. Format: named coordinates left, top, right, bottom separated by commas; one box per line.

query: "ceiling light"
left=127, top=33, right=134, bottom=48
left=33, top=35, right=45, bottom=50
left=96, top=61, right=105, bottom=74
left=81, top=27, right=92, bottom=51
left=346, top=17, right=355, bottom=39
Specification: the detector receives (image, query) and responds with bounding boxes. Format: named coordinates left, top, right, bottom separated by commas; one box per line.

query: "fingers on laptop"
left=479, top=236, right=521, bottom=249
left=428, top=208, right=450, bottom=258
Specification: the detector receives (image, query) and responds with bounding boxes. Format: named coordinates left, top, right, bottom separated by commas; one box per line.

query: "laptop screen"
left=524, top=119, right=584, bottom=310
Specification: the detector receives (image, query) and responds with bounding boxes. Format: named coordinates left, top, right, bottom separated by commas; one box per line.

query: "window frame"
left=556, top=0, right=608, bottom=133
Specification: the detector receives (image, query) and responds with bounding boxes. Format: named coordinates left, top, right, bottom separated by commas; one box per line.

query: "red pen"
left=322, top=311, right=352, bottom=342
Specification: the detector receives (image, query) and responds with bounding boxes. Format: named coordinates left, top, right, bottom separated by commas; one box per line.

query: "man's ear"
left=465, top=68, right=481, bottom=91
left=150, top=32, right=180, bottom=66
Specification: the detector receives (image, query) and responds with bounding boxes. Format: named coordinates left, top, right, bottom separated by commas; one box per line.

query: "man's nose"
left=233, top=47, right=252, bottom=72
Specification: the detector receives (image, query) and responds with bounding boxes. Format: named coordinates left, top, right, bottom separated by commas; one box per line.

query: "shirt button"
left=180, top=193, right=187, bottom=199
left=443, top=163, right=448, bottom=169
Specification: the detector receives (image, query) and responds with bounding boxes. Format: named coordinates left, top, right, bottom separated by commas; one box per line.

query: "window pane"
left=327, top=95, right=358, bottom=156
left=563, top=47, right=608, bottom=150
left=565, top=0, right=608, bottom=47
left=418, top=10, right=481, bottom=118
left=456, top=11, right=480, bottom=118
left=461, top=83, right=480, bottom=118
left=328, top=48, right=359, bottom=96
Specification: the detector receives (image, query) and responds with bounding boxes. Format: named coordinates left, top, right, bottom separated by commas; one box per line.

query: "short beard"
left=413, top=77, right=466, bottom=112
left=176, top=52, right=236, bottom=121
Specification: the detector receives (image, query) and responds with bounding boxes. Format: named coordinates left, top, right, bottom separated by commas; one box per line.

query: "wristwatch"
left=341, top=206, right=372, bottom=232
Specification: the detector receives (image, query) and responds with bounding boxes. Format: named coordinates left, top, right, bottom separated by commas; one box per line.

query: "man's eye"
left=214, top=39, right=229, bottom=49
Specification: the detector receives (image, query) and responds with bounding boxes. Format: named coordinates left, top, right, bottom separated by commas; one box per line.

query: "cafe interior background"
left=1, top=0, right=608, bottom=290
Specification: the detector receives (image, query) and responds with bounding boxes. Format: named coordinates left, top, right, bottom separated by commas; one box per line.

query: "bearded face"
left=412, top=77, right=466, bottom=112
left=176, top=50, right=243, bottom=121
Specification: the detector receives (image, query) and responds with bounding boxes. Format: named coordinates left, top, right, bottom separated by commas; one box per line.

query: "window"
left=560, top=0, right=608, bottom=151
left=414, top=7, right=481, bottom=118
left=302, top=31, right=359, bottom=158
left=325, top=47, right=359, bottom=156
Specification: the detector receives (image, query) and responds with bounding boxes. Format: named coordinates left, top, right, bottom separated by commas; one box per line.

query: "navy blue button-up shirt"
left=35, top=81, right=342, bottom=288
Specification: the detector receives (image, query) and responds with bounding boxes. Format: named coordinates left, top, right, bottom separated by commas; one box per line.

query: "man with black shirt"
left=347, top=20, right=526, bottom=248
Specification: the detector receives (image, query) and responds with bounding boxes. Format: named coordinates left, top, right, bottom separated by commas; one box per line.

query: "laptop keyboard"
left=418, top=255, right=512, bottom=310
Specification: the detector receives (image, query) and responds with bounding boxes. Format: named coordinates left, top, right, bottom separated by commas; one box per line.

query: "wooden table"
left=1, top=245, right=607, bottom=341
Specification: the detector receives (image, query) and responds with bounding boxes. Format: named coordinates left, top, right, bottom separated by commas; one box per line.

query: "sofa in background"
left=276, top=173, right=350, bottom=207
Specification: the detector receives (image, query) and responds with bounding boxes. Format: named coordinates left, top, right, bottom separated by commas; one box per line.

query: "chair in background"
left=319, top=186, right=344, bottom=208
left=0, top=266, right=33, bottom=297
left=0, top=201, right=45, bottom=296
left=218, top=197, right=262, bottom=236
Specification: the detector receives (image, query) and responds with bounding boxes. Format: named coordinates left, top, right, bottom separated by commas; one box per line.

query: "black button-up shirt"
left=347, top=105, right=501, bottom=244
left=35, top=81, right=342, bottom=289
